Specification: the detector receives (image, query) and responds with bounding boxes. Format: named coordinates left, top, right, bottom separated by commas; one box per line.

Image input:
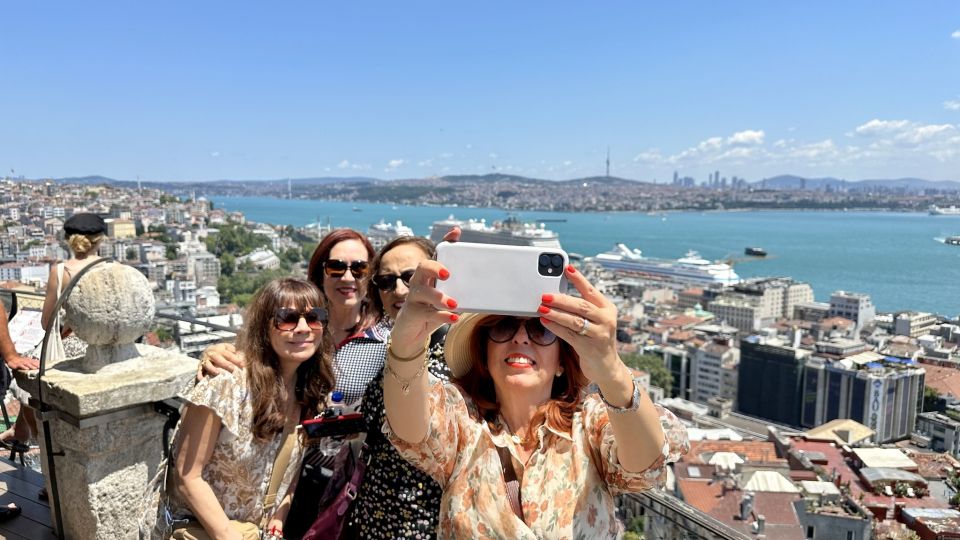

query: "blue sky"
left=2, top=1, right=959, bottom=182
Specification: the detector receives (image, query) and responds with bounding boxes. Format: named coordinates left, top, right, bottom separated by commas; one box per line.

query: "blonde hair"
left=67, top=234, right=104, bottom=256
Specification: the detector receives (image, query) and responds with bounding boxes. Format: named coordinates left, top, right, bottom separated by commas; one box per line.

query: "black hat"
left=64, top=213, right=107, bottom=236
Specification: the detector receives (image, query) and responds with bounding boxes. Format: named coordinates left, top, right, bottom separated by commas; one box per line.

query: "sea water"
left=211, top=197, right=960, bottom=317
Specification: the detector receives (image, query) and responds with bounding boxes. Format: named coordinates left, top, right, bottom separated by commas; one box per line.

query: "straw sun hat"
left=443, top=312, right=495, bottom=378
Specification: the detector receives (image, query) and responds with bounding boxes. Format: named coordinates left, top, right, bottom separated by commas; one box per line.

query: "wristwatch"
left=600, top=378, right=642, bottom=414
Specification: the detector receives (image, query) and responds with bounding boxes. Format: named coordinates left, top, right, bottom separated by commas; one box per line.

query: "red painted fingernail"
left=566, top=265, right=576, bottom=274
left=446, top=298, right=458, bottom=309
left=539, top=317, right=550, bottom=325
left=450, top=314, right=460, bottom=322
left=438, top=269, right=450, bottom=279
left=538, top=305, right=550, bottom=315
left=541, top=293, right=554, bottom=303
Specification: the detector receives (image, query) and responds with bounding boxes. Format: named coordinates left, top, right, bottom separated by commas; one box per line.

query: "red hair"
left=306, top=228, right=377, bottom=331
left=454, top=315, right=586, bottom=436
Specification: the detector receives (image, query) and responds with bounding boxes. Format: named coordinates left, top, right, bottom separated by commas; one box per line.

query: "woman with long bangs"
left=167, top=278, right=333, bottom=539
left=383, top=261, right=690, bottom=539
left=203, top=228, right=381, bottom=406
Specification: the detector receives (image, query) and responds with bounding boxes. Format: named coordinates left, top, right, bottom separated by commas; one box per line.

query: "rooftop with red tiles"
left=676, top=479, right=805, bottom=540
left=684, top=439, right=785, bottom=466
left=920, top=362, right=960, bottom=398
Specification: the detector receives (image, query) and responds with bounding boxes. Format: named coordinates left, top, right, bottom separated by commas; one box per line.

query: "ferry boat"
left=592, top=244, right=742, bottom=286
left=945, top=236, right=960, bottom=246
left=429, top=215, right=562, bottom=249
left=928, top=205, right=960, bottom=216
left=368, top=219, right=415, bottom=249
left=744, top=247, right=767, bottom=257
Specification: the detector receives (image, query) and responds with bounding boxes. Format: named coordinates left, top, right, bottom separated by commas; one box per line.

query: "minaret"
left=288, top=178, right=292, bottom=199
left=605, top=147, right=610, bottom=178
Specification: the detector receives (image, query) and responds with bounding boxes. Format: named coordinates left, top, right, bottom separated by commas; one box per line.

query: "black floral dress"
left=342, top=339, right=451, bottom=539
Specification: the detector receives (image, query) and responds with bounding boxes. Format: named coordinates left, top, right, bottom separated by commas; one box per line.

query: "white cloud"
left=563, top=160, right=573, bottom=167
left=854, top=119, right=911, bottom=136
left=489, top=152, right=498, bottom=159
left=209, top=151, right=220, bottom=158
left=417, top=159, right=434, bottom=167
left=387, top=159, right=405, bottom=169
left=945, top=99, right=960, bottom=111
left=337, top=160, right=370, bottom=171
left=633, top=149, right=663, bottom=162
left=952, top=29, right=960, bottom=39
left=727, top=129, right=765, bottom=146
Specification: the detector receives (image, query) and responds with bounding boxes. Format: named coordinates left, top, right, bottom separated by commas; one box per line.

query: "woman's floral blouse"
left=167, top=369, right=303, bottom=524
left=385, top=377, right=689, bottom=540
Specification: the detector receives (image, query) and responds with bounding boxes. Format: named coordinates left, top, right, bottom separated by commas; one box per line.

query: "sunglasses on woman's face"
left=323, top=259, right=369, bottom=279
left=371, top=269, right=416, bottom=292
left=487, top=317, right=558, bottom=347
left=274, top=307, right=328, bottom=331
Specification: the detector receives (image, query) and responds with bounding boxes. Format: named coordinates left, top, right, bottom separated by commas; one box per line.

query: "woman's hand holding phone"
left=537, top=265, right=627, bottom=388
left=389, top=227, right=462, bottom=357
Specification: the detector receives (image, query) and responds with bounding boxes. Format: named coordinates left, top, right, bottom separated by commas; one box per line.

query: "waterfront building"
left=663, top=344, right=692, bottom=401
left=690, top=336, right=739, bottom=406
left=709, top=278, right=814, bottom=333
left=105, top=218, right=137, bottom=239
left=737, top=335, right=811, bottom=428
left=801, top=355, right=925, bottom=443
left=895, top=311, right=940, bottom=338
left=793, top=301, right=831, bottom=322
left=732, top=277, right=815, bottom=319
left=188, top=252, right=221, bottom=288
left=708, top=295, right=767, bottom=333
left=0, top=261, right=49, bottom=284
left=915, top=412, right=960, bottom=458
left=829, top=291, right=876, bottom=331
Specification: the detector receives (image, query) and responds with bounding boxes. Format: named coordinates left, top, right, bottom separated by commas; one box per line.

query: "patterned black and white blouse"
left=343, top=330, right=452, bottom=540
left=333, top=321, right=390, bottom=405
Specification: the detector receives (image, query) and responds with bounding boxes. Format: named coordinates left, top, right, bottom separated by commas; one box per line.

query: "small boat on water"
left=929, top=205, right=960, bottom=216
left=745, top=247, right=768, bottom=257
left=946, top=236, right=960, bottom=246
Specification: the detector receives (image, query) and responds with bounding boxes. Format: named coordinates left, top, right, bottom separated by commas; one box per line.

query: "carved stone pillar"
left=16, top=263, right=199, bottom=539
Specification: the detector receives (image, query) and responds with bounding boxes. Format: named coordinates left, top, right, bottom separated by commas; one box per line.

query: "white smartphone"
left=435, top=242, right=569, bottom=317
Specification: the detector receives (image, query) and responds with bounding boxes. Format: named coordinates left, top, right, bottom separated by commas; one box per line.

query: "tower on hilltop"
left=605, top=147, right=610, bottom=178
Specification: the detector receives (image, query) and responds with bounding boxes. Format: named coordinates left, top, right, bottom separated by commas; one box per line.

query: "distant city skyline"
left=1, top=1, right=959, bottom=182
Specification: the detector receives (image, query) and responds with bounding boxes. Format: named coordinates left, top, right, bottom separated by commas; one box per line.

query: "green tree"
left=125, top=247, right=139, bottom=261
left=621, top=352, right=672, bottom=392
left=165, top=244, right=179, bottom=260
left=923, top=386, right=941, bottom=412
left=205, top=223, right=269, bottom=257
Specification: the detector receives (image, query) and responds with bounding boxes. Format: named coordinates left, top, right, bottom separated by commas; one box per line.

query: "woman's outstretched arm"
left=383, top=259, right=458, bottom=443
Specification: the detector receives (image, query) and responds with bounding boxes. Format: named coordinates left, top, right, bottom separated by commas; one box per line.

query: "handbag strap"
left=495, top=445, right=524, bottom=522
left=261, top=410, right=299, bottom=528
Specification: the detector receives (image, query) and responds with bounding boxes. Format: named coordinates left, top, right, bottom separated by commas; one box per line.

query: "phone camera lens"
left=550, top=255, right=563, bottom=268
left=539, top=254, right=551, bottom=266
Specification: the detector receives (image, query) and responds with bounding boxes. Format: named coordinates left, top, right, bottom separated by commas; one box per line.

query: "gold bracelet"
left=385, top=355, right=430, bottom=396
left=386, top=336, right=429, bottom=363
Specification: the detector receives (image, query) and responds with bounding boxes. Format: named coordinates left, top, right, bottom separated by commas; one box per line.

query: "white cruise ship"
left=367, top=219, right=415, bottom=249
left=593, top=244, right=741, bottom=286
left=929, top=205, right=960, bottom=216
left=429, top=215, right=562, bottom=249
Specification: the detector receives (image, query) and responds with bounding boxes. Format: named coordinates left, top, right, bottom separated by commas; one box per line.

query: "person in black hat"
left=40, top=212, right=106, bottom=337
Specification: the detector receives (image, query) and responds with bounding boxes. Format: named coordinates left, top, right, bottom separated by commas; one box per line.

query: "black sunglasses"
left=274, top=307, right=328, bottom=331
left=371, top=269, right=416, bottom=292
left=323, top=259, right=369, bottom=279
left=487, top=317, right=557, bottom=347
